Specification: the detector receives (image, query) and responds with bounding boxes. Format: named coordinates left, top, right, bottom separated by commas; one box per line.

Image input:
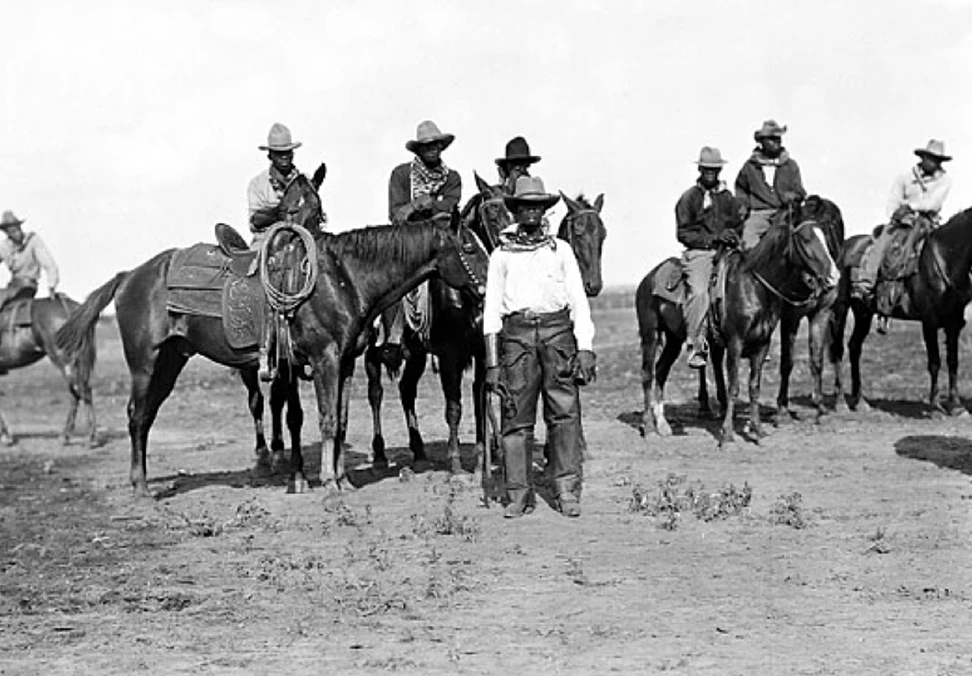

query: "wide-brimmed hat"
left=754, top=119, right=788, bottom=141
left=258, top=123, right=302, bottom=152
left=495, top=136, right=541, bottom=167
left=695, top=146, right=728, bottom=169
left=0, top=211, right=25, bottom=230
left=915, top=139, right=952, bottom=162
left=504, top=176, right=560, bottom=211
left=405, top=120, right=455, bottom=153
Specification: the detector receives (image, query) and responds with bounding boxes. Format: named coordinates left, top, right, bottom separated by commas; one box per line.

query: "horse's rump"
left=165, top=243, right=266, bottom=349
left=1, top=298, right=36, bottom=331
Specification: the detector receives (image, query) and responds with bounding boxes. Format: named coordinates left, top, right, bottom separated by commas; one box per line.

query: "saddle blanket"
left=165, top=243, right=265, bottom=350
left=651, top=254, right=733, bottom=330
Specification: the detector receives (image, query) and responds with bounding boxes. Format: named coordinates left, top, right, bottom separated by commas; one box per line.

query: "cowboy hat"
left=495, top=136, right=541, bottom=167
left=258, top=122, right=302, bottom=152
left=0, top=211, right=25, bottom=230
left=405, top=120, right=455, bottom=153
left=754, top=119, right=788, bottom=141
left=504, top=176, right=560, bottom=211
left=914, top=139, right=952, bottom=162
left=695, top=146, right=728, bottom=168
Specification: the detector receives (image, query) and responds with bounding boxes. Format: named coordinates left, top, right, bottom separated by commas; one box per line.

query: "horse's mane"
left=801, top=194, right=844, bottom=257
left=324, top=222, right=441, bottom=266
left=744, top=216, right=792, bottom=272
left=936, top=206, right=972, bottom=238
left=573, top=194, right=593, bottom=208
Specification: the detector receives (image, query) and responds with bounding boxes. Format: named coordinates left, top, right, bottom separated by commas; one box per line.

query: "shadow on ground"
left=895, top=435, right=972, bottom=476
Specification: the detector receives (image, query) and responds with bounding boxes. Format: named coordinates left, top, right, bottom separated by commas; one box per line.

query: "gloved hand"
left=781, top=191, right=803, bottom=207
left=484, top=366, right=502, bottom=391
left=573, top=350, right=597, bottom=385
left=891, top=204, right=913, bottom=223
left=719, top=229, right=740, bottom=247
left=412, top=193, right=434, bottom=211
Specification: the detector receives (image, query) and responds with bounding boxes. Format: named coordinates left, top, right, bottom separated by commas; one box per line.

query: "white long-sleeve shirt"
left=0, top=232, right=58, bottom=289
left=886, top=165, right=952, bottom=218
left=482, top=238, right=595, bottom=351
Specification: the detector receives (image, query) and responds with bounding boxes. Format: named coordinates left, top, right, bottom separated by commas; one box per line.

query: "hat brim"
left=0, top=218, right=25, bottom=230
left=696, top=161, right=727, bottom=168
left=406, top=134, right=455, bottom=154
left=754, top=129, right=787, bottom=141
left=259, top=142, right=302, bottom=152
left=504, top=193, right=560, bottom=211
left=495, top=154, right=541, bottom=167
left=915, top=149, right=952, bottom=162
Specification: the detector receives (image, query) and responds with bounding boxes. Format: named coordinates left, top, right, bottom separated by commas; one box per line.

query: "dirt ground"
left=2, top=300, right=972, bottom=675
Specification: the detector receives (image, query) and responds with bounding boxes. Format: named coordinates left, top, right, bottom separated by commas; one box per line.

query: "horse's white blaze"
left=813, top=225, right=841, bottom=288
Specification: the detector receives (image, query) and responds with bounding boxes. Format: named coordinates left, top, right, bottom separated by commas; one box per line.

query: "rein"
left=751, top=269, right=819, bottom=307
left=456, top=228, right=487, bottom=294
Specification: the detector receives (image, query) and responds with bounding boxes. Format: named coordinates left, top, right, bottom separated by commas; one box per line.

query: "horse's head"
left=278, top=173, right=325, bottom=235
left=463, top=171, right=510, bottom=251
left=559, top=192, right=606, bottom=296
left=433, top=208, right=490, bottom=301
left=772, top=205, right=841, bottom=295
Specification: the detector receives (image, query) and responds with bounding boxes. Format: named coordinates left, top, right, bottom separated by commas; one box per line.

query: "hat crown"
left=415, top=120, right=445, bottom=144
left=917, top=139, right=949, bottom=159
left=755, top=119, right=787, bottom=140
left=696, top=146, right=727, bottom=167
left=511, top=175, right=549, bottom=199
left=260, top=122, right=301, bottom=151
left=0, top=210, right=23, bottom=227
left=505, top=136, right=531, bottom=158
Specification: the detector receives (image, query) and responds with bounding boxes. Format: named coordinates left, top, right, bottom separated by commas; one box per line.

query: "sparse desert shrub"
left=629, top=473, right=752, bottom=530
left=768, top=491, right=808, bottom=529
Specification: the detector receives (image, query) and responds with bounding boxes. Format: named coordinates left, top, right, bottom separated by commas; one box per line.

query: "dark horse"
left=637, top=206, right=840, bottom=447
left=363, top=173, right=606, bottom=472
left=0, top=293, right=97, bottom=446
left=56, top=186, right=490, bottom=496
left=832, top=207, right=972, bottom=415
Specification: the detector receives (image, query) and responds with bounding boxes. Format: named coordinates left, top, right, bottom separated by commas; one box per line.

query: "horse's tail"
left=55, top=271, right=128, bottom=355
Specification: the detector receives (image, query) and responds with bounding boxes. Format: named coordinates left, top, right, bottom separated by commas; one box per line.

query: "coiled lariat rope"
left=259, top=221, right=319, bottom=315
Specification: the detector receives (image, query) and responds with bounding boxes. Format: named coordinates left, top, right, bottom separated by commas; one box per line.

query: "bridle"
left=559, top=207, right=600, bottom=250
left=751, top=217, right=830, bottom=307
left=477, top=194, right=508, bottom=251
left=454, top=227, right=488, bottom=298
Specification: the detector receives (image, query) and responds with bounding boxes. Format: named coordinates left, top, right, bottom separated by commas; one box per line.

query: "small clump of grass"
left=768, top=491, right=808, bottom=529
left=629, top=473, right=752, bottom=530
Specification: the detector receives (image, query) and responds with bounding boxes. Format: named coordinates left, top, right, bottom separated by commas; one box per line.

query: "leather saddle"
left=874, top=222, right=930, bottom=318
left=165, top=224, right=265, bottom=349
left=651, top=251, right=735, bottom=336
left=0, top=297, right=36, bottom=335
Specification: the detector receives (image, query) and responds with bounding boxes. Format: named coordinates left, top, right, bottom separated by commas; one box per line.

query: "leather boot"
left=504, top=488, right=534, bottom=519
left=558, top=492, right=581, bottom=518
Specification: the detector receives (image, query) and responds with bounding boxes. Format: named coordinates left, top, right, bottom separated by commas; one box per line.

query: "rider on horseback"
left=495, top=136, right=541, bottom=196
left=734, top=119, right=806, bottom=251
left=380, top=120, right=463, bottom=366
left=852, top=139, right=953, bottom=328
left=0, top=210, right=59, bottom=307
left=248, top=122, right=327, bottom=380
left=677, top=147, right=746, bottom=369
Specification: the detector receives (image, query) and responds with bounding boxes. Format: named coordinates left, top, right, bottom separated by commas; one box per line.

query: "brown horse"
left=637, top=206, right=840, bottom=447
left=0, top=293, right=97, bottom=446
left=363, top=175, right=606, bottom=473
left=832, top=207, right=972, bottom=415
left=56, top=198, right=490, bottom=496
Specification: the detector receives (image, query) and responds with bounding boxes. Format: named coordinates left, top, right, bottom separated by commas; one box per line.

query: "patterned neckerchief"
left=409, top=158, right=451, bottom=199
left=499, top=225, right=557, bottom=252
left=269, top=165, right=298, bottom=195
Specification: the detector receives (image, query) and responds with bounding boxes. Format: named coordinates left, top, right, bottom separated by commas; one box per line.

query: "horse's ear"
left=560, top=191, right=577, bottom=212
left=474, top=171, right=491, bottom=194
left=594, top=193, right=604, bottom=213
left=311, top=162, right=327, bottom=191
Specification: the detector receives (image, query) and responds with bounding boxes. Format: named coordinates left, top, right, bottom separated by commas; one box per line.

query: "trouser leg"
left=682, top=250, right=715, bottom=345
left=538, top=327, right=583, bottom=498
left=500, top=332, right=541, bottom=495
left=855, top=230, right=895, bottom=290
left=741, top=210, right=775, bottom=250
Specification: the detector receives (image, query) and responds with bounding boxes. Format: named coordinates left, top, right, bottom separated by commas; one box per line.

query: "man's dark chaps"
left=499, top=309, right=583, bottom=499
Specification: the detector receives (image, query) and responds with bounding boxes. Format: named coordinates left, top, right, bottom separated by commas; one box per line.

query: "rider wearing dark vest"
left=676, top=147, right=746, bottom=369
left=380, top=121, right=462, bottom=365
left=734, top=119, right=806, bottom=250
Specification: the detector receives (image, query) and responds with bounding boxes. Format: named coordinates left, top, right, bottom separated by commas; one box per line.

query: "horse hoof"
left=132, top=485, right=154, bottom=500
left=834, top=399, right=850, bottom=415
left=952, top=407, right=970, bottom=419
left=372, top=455, right=389, bottom=471
left=853, top=399, right=871, bottom=414
left=656, top=420, right=672, bottom=437
left=718, top=435, right=736, bottom=449
left=449, top=456, right=463, bottom=474
left=774, top=409, right=794, bottom=426
left=0, top=434, right=14, bottom=447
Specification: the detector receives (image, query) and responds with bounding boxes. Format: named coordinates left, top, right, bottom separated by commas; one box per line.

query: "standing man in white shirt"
left=482, top=176, right=597, bottom=519
left=852, top=139, right=953, bottom=306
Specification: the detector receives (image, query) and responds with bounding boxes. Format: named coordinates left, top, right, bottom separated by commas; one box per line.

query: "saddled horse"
left=832, top=207, right=972, bottom=415
left=363, top=174, right=606, bottom=473
left=637, top=206, right=840, bottom=447
left=0, top=292, right=97, bottom=446
left=56, top=192, right=490, bottom=496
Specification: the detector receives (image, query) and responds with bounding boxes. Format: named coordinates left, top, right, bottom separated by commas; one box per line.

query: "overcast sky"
left=2, top=0, right=971, bottom=298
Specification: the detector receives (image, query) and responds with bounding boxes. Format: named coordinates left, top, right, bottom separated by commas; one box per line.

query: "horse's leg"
left=284, top=366, right=304, bottom=470
left=0, top=406, right=13, bottom=446
left=437, top=348, right=465, bottom=473
left=364, top=345, right=388, bottom=469
left=268, top=369, right=292, bottom=470
left=944, top=318, right=967, bottom=416
left=697, top=368, right=712, bottom=419
left=848, top=303, right=873, bottom=412
left=651, top=335, right=682, bottom=437
left=127, top=344, right=188, bottom=497
left=745, top=344, right=771, bottom=441
left=807, top=307, right=832, bottom=422
left=80, top=375, right=98, bottom=448
left=239, top=367, right=272, bottom=472
left=830, top=294, right=850, bottom=414
left=471, top=355, right=487, bottom=467
left=719, top=342, right=740, bottom=448
left=776, top=311, right=799, bottom=423
left=307, top=350, right=339, bottom=494
left=923, top=321, right=943, bottom=413
left=334, top=360, right=356, bottom=487
left=711, top=345, right=728, bottom=417
left=399, top=344, right=428, bottom=464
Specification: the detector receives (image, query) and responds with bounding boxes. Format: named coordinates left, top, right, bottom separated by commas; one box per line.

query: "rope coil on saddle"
left=259, top=221, right=319, bottom=315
